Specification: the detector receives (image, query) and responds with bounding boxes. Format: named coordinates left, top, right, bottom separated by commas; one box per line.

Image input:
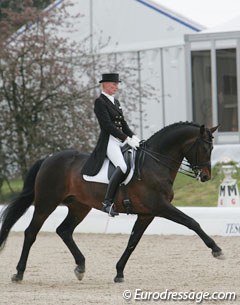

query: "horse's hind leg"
left=56, top=202, right=91, bottom=281
left=159, top=203, right=224, bottom=259
left=12, top=205, right=57, bottom=282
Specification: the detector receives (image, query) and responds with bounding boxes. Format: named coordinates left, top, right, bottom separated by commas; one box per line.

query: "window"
left=191, top=48, right=238, bottom=132
left=191, top=51, right=212, bottom=127
left=216, top=49, right=238, bottom=131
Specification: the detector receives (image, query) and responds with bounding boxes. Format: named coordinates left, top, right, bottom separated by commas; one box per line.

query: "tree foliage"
left=0, top=0, right=154, bottom=187
left=0, top=0, right=52, bottom=41
left=0, top=1, right=100, bottom=179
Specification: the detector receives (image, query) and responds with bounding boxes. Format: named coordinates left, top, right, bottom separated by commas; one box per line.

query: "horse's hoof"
left=11, top=273, right=23, bottom=282
left=212, top=250, right=225, bottom=260
left=114, top=276, right=124, bottom=283
left=74, top=265, right=85, bottom=281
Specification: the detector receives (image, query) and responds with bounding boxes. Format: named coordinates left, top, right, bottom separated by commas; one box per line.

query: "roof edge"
left=136, top=0, right=206, bottom=32
left=185, top=30, right=240, bottom=43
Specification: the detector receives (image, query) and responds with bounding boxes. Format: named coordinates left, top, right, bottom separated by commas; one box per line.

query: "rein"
left=139, top=144, right=180, bottom=169
left=138, top=145, right=195, bottom=179
left=137, top=136, right=212, bottom=180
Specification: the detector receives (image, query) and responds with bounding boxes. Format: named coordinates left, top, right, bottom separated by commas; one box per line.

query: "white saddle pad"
left=83, top=149, right=135, bottom=185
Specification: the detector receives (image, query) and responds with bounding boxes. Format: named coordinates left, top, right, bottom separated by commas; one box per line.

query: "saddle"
left=82, top=144, right=145, bottom=214
left=82, top=145, right=136, bottom=185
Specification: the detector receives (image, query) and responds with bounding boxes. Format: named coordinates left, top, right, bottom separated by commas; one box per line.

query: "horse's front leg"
left=159, top=203, right=225, bottom=259
left=114, top=215, right=154, bottom=283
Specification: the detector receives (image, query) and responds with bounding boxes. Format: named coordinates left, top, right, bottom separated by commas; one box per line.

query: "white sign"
left=218, top=165, right=240, bottom=207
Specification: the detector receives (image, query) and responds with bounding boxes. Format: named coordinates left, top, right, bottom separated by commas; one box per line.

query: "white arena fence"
left=1, top=205, right=240, bottom=236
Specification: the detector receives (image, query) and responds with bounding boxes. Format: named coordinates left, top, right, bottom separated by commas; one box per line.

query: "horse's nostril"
left=201, top=175, right=209, bottom=182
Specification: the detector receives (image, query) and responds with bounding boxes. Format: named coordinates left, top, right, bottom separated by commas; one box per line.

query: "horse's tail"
left=0, top=158, right=45, bottom=251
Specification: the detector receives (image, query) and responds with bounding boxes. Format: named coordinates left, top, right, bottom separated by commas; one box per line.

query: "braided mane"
left=147, top=121, right=201, bottom=142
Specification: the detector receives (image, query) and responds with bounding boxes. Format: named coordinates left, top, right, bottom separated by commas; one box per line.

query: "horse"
left=0, top=122, right=224, bottom=283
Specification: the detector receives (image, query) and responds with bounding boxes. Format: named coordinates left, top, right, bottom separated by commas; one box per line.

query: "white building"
left=26, top=0, right=240, bottom=161
left=53, top=0, right=205, bottom=139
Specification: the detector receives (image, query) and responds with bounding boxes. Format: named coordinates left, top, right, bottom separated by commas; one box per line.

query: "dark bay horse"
left=0, top=122, right=224, bottom=283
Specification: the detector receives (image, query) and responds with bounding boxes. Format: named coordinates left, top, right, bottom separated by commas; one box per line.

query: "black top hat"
left=99, top=73, right=121, bottom=83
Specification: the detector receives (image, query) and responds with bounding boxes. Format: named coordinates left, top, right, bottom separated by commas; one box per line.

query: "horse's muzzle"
left=199, top=167, right=211, bottom=182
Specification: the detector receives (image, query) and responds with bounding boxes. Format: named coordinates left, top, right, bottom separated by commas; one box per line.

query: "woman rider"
left=81, top=73, right=140, bottom=216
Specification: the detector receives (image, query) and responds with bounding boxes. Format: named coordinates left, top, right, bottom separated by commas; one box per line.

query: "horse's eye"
left=204, top=144, right=213, bottom=154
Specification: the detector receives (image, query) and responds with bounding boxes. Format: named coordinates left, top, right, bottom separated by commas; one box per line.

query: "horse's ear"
left=210, top=125, right=220, bottom=134
left=200, top=125, right=205, bottom=136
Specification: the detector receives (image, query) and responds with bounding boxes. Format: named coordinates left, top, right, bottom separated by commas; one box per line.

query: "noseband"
left=182, top=137, right=213, bottom=178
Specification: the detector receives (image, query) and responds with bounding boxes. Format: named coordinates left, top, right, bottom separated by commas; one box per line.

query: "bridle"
left=138, top=136, right=213, bottom=179
left=183, top=137, right=213, bottom=175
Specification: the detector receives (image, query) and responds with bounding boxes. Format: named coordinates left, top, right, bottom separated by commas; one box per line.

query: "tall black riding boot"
left=102, top=166, right=125, bottom=217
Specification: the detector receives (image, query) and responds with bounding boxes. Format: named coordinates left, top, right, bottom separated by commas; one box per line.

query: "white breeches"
left=106, top=135, right=127, bottom=174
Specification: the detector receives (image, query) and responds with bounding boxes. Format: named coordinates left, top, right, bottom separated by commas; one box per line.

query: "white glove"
left=132, top=135, right=140, bottom=144
left=126, top=136, right=140, bottom=150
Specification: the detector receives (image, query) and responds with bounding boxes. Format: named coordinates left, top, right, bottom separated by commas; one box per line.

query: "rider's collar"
left=102, top=91, right=115, bottom=104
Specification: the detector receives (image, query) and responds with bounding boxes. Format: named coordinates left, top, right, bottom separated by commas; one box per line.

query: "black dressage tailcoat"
left=81, top=94, right=134, bottom=176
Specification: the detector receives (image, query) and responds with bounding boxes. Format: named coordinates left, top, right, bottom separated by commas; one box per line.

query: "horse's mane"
left=146, top=121, right=201, bottom=143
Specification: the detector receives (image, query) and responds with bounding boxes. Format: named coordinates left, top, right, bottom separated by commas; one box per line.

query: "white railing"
left=1, top=205, right=240, bottom=236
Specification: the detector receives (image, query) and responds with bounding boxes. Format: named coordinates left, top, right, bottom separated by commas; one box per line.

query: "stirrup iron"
left=102, top=202, right=119, bottom=217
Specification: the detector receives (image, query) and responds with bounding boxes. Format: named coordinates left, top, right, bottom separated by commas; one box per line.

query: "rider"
left=81, top=73, right=140, bottom=216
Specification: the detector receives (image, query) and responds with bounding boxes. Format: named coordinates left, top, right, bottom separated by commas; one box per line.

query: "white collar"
left=102, top=91, right=114, bottom=104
